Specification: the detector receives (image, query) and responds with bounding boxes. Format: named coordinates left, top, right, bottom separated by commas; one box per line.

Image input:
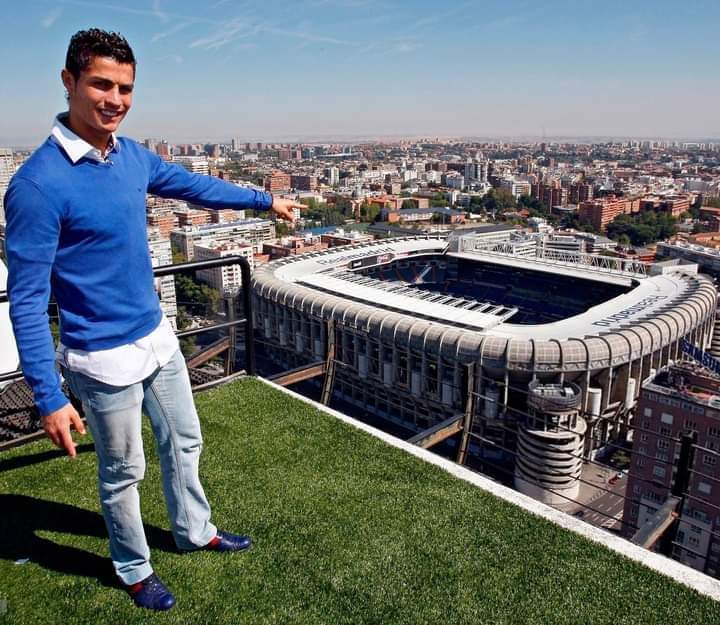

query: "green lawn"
left=0, top=377, right=717, bottom=625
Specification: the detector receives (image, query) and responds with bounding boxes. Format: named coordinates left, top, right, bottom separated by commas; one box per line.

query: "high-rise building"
left=622, top=362, right=720, bottom=579
left=171, top=219, right=276, bottom=261
left=0, top=149, right=15, bottom=225
left=175, top=208, right=212, bottom=228
left=147, top=227, right=178, bottom=329
left=174, top=156, right=209, bottom=176
left=156, top=142, right=171, bottom=157
left=639, top=195, right=691, bottom=218
left=500, top=178, right=532, bottom=199
left=291, top=175, right=318, bottom=191
left=325, top=167, right=340, bottom=186
left=264, top=171, right=291, bottom=193
left=578, top=196, right=630, bottom=231
left=194, top=240, right=255, bottom=294
left=146, top=196, right=184, bottom=239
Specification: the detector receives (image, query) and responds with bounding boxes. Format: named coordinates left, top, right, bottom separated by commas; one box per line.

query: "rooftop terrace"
left=1, top=377, right=719, bottom=624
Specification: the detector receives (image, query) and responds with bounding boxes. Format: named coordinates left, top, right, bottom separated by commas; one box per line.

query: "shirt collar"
left=51, top=113, right=118, bottom=164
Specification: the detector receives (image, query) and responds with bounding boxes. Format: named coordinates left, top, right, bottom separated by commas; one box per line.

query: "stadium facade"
left=253, top=233, right=717, bottom=503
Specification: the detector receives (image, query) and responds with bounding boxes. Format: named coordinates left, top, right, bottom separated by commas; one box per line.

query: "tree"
left=480, top=188, right=517, bottom=215
left=175, top=274, right=221, bottom=315
left=606, top=211, right=678, bottom=246
left=518, top=194, right=548, bottom=216
left=359, top=202, right=381, bottom=223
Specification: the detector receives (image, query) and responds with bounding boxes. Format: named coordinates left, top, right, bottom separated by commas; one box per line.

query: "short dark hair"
left=65, top=28, right=136, bottom=79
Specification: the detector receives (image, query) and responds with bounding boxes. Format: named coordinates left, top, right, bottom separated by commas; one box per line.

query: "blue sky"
left=1, top=0, right=719, bottom=145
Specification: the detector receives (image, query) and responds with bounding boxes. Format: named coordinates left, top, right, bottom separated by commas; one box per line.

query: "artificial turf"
left=0, top=377, right=718, bottom=625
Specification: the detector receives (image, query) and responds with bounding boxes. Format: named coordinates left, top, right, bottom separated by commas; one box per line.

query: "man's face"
left=61, top=56, right=135, bottom=149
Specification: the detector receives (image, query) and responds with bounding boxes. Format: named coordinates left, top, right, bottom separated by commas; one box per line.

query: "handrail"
left=1, top=255, right=256, bottom=445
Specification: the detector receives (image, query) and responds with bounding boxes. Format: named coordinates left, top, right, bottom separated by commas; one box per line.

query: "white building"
left=444, top=172, right=465, bottom=190
left=325, top=167, right=340, bottom=186
left=0, top=258, right=19, bottom=387
left=194, top=241, right=255, bottom=294
left=0, top=148, right=15, bottom=225
left=500, top=178, right=532, bottom=199
left=171, top=219, right=276, bottom=261
left=147, top=228, right=178, bottom=329
left=174, top=156, right=210, bottom=176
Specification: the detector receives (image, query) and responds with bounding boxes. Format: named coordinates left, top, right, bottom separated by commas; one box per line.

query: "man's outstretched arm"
left=145, top=148, right=304, bottom=221
left=4, top=178, right=85, bottom=456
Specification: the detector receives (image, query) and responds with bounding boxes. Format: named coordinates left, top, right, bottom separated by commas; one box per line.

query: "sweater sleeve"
left=4, top=177, right=68, bottom=416
left=145, top=148, right=273, bottom=211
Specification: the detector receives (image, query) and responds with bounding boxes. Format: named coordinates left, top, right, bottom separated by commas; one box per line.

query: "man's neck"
left=64, top=112, right=113, bottom=154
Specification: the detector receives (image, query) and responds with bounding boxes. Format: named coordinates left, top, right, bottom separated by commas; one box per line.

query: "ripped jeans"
left=63, top=349, right=217, bottom=584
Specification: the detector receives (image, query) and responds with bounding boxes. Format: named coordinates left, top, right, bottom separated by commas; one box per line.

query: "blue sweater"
left=4, top=136, right=272, bottom=416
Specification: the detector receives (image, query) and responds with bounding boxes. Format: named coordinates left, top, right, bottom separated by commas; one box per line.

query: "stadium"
left=253, top=232, right=717, bottom=503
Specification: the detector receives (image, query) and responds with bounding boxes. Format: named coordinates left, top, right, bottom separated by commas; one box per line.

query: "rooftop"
left=1, top=377, right=718, bottom=623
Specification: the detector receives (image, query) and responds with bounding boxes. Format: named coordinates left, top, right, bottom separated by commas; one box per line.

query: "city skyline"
left=2, top=0, right=720, bottom=146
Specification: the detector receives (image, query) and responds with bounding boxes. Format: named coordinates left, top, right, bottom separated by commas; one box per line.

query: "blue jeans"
left=63, top=349, right=217, bottom=584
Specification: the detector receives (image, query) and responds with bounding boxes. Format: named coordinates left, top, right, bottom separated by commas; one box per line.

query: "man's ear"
left=61, top=68, right=75, bottom=96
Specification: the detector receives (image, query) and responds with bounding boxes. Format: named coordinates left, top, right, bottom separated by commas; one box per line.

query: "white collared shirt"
left=51, top=113, right=179, bottom=386
left=51, top=112, right=118, bottom=163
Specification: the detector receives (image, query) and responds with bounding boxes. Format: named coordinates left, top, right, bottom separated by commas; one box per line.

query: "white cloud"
left=41, top=7, right=63, bottom=29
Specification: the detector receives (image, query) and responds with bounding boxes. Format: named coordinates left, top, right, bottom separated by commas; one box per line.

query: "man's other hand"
left=270, top=197, right=305, bottom=222
left=42, top=402, right=86, bottom=457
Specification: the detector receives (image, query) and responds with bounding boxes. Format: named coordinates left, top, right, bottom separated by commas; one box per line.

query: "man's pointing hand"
left=42, top=402, right=86, bottom=457
left=270, top=197, right=305, bottom=222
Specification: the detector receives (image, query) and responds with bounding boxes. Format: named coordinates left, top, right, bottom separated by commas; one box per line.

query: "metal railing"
left=0, top=255, right=255, bottom=447
left=456, top=235, right=649, bottom=278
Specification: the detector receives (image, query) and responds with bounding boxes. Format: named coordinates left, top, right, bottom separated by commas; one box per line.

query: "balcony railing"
left=0, top=255, right=255, bottom=445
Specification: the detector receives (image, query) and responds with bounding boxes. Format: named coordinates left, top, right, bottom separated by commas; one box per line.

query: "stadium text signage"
left=592, top=295, right=667, bottom=328
left=681, top=339, right=720, bottom=376
left=315, top=246, right=397, bottom=267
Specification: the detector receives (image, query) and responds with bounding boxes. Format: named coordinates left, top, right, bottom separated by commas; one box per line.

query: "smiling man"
left=3, top=29, right=303, bottom=611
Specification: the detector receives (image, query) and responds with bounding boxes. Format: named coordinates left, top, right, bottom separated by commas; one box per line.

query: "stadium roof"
left=266, top=237, right=708, bottom=340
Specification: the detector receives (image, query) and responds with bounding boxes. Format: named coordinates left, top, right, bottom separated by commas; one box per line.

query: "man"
left=4, top=28, right=304, bottom=611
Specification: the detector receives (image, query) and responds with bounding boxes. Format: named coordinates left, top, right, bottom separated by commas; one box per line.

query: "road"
left=568, top=465, right=629, bottom=532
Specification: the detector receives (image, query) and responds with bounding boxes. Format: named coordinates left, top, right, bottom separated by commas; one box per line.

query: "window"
left=640, top=434, right=649, bottom=442
left=698, top=482, right=712, bottom=495
left=661, top=412, right=674, bottom=425
left=703, top=454, right=718, bottom=467
left=660, top=426, right=672, bottom=437
left=658, top=439, right=669, bottom=450
left=685, top=419, right=697, bottom=431
left=653, top=465, right=666, bottom=479
left=644, top=407, right=653, bottom=417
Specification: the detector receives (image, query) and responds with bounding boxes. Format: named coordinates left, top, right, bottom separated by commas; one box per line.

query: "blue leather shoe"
left=204, top=530, right=253, bottom=553
left=125, top=573, right=176, bottom=611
